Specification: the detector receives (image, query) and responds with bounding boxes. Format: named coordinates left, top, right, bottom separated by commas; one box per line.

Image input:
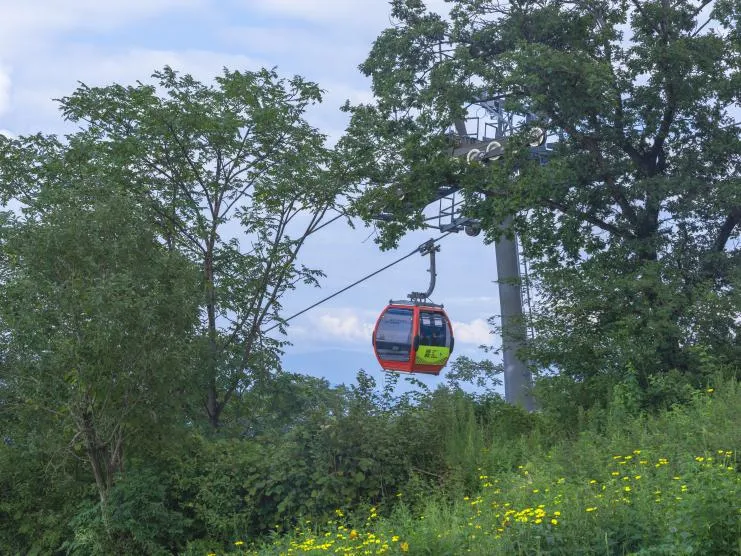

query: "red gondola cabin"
left=372, top=302, right=454, bottom=375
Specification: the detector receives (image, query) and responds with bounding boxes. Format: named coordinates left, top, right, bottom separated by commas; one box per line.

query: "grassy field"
left=216, top=380, right=740, bottom=556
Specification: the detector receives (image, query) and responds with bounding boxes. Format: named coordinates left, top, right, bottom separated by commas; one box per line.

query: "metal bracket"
left=407, top=239, right=440, bottom=302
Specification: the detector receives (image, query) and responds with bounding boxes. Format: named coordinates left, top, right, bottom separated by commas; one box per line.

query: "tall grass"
left=230, top=377, right=740, bottom=556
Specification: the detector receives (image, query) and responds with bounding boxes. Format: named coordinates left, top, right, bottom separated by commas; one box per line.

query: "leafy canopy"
left=54, top=67, right=343, bottom=427
left=339, top=0, right=740, bottom=404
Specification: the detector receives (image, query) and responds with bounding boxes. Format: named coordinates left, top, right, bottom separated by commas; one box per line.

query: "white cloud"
left=223, top=25, right=350, bottom=58
left=0, top=64, right=10, bottom=115
left=248, top=0, right=390, bottom=27
left=315, top=310, right=375, bottom=343
left=248, top=0, right=451, bottom=27
left=452, top=318, right=492, bottom=345
left=73, top=48, right=265, bottom=87
left=0, top=0, right=207, bottom=55
left=221, top=24, right=375, bottom=86
left=5, top=47, right=267, bottom=136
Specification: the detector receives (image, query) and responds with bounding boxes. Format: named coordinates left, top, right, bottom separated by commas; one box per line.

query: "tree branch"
left=713, top=206, right=741, bottom=252
left=544, top=198, right=635, bottom=238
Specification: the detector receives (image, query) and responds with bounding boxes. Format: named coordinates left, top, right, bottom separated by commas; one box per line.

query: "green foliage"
left=0, top=168, right=201, bottom=547
left=2, top=12, right=739, bottom=553
left=249, top=377, right=741, bottom=556
left=3, top=65, right=344, bottom=429
left=63, top=467, right=190, bottom=556
left=2, top=351, right=739, bottom=554
left=0, top=438, right=87, bottom=554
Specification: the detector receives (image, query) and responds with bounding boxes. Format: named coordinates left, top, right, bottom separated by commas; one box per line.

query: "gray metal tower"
left=435, top=97, right=549, bottom=409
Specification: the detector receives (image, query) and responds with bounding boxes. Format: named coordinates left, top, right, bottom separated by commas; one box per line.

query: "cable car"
left=371, top=239, right=454, bottom=375
left=372, top=301, right=454, bottom=375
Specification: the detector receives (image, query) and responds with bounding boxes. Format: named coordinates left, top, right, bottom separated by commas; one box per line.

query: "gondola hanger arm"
left=408, top=239, right=440, bottom=303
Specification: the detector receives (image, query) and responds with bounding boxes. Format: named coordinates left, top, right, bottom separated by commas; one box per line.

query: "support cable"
left=265, top=232, right=452, bottom=332
left=519, top=236, right=536, bottom=340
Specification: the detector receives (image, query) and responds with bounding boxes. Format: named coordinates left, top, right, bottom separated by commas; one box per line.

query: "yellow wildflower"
left=400, top=541, right=409, bottom=553
left=349, top=530, right=359, bottom=540
left=234, top=540, right=244, bottom=546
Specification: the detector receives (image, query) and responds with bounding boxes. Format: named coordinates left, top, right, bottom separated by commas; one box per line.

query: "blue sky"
left=0, top=0, right=504, bottom=389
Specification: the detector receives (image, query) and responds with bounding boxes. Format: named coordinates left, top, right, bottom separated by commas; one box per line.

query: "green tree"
left=14, top=67, right=343, bottom=428
left=0, top=167, right=200, bottom=531
left=339, top=0, right=740, bottom=407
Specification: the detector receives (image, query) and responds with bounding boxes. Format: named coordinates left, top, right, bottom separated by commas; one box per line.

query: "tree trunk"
left=204, top=246, right=222, bottom=428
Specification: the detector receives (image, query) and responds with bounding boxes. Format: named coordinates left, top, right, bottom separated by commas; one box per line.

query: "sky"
left=0, top=0, right=507, bottom=390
